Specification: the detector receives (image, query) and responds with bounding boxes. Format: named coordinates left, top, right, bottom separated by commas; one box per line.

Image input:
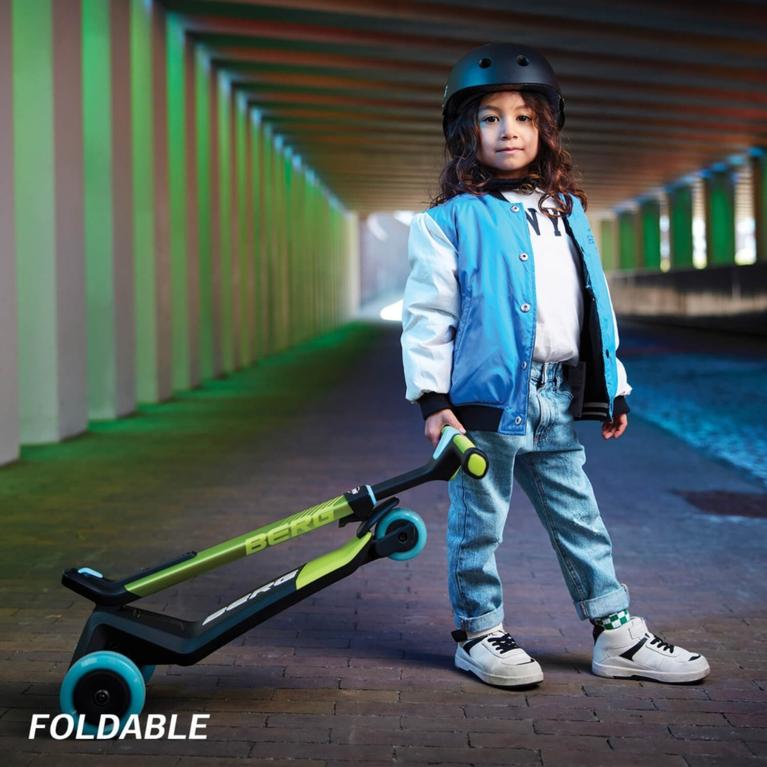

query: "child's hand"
left=601, top=413, right=628, bottom=440
left=425, top=409, right=466, bottom=448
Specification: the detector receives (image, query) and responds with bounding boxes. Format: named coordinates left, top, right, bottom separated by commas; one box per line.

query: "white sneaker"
left=453, top=625, right=544, bottom=688
left=592, top=616, right=710, bottom=683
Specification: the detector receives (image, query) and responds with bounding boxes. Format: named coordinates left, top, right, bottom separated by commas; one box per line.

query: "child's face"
left=476, top=90, right=539, bottom=179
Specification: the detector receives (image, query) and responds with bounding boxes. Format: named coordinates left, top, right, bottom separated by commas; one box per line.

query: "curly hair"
left=430, top=89, right=587, bottom=218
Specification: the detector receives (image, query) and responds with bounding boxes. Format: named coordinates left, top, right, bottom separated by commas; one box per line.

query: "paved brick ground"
left=1, top=320, right=766, bottom=766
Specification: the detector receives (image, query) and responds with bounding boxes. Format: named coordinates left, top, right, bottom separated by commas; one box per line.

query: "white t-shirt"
left=501, top=188, right=584, bottom=364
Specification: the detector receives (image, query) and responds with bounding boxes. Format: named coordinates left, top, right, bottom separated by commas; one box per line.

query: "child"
left=401, top=42, right=710, bottom=687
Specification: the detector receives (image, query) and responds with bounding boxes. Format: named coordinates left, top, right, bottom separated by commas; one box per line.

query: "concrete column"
left=0, top=0, right=19, bottom=464
left=294, top=161, right=307, bottom=342
left=130, top=0, right=153, bottom=401
left=251, top=114, right=266, bottom=362
left=301, top=166, right=311, bottom=337
left=110, top=0, right=136, bottom=417
left=318, top=193, right=329, bottom=332
left=279, top=142, right=290, bottom=351
left=83, top=0, right=136, bottom=420
left=226, top=86, right=241, bottom=370
left=344, top=211, right=361, bottom=320
left=284, top=151, right=296, bottom=347
left=617, top=209, right=638, bottom=270
left=183, top=29, right=200, bottom=386
left=242, top=101, right=255, bottom=363
left=285, top=151, right=295, bottom=346
left=167, top=16, right=189, bottom=392
left=14, top=0, right=88, bottom=444
left=151, top=2, right=172, bottom=399
left=751, top=149, right=767, bottom=264
left=328, top=202, right=338, bottom=324
left=233, top=95, right=248, bottom=367
left=306, top=174, right=318, bottom=335
left=131, top=0, right=172, bottom=403
left=272, top=137, right=287, bottom=352
left=252, top=115, right=263, bottom=361
left=194, top=51, right=215, bottom=380
left=638, top=198, right=661, bottom=271
left=316, top=191, right=325, bottom=331
left=82, top=0, right=113, bottom=419
left=334, top=205, right=343, bottom=321
left=282, top=148, right=292, bottom=345
left=330, top=198, right=338, bottom=327
left=315, top=180, right=326, bottom=330
left=667, top=183, right=694, bottom=269
left=216, top=73, right=234, bottom=372
left=209, top=66, right=223, bottom=376
left=703, top=166, right=736, bottom=266
left=52, top=0, right=88, bottom=439
left=263, top=127, right=279, bottom=353
left=271, top=138, right=280, bottom=351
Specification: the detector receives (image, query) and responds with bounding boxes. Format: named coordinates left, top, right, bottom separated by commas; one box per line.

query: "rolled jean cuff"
left=574, top=583, right=630, bottom=621
left=454, top=607, right=505, bottom=634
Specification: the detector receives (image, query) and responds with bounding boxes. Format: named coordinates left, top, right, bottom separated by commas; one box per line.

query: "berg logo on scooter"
left=202, top=569, right=300, bottom=626
left=243, top=503, right=339, bottom=554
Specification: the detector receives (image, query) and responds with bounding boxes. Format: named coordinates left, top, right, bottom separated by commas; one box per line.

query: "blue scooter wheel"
left=375, top=508, right=427, bottom=561
left=60, top=650, right=146, bottom=736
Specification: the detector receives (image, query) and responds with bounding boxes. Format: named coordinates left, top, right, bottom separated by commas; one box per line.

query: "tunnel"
left=1, top=1, right=766, bottom=763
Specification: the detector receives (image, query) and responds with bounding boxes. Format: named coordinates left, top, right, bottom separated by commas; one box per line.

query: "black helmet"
left=442, top=42, right=565, bottom=136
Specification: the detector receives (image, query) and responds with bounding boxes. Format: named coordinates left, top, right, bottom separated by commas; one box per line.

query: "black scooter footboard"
left=69, top=523, right=415, bottom=669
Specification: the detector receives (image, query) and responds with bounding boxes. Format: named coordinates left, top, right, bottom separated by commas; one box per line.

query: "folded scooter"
left=59, top=426, right=488, bottom=732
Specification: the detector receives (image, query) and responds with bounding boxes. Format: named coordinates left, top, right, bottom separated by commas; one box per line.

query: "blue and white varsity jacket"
left=401, top=189, right=632, bottom=435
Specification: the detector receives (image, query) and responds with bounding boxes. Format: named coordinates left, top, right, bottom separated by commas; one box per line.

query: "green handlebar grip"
left=445, top=429, right=489, bottom=479
left=464, top=450, right=489, bottom=479
left=451, top=433, right=475, bottom=455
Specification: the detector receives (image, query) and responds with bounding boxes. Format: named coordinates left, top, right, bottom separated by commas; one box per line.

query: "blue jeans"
left=447, top=360, right=630, bottom=632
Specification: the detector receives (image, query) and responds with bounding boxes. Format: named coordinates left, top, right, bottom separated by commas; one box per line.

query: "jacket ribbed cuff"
left=417, top=392, right=452, bottom=420
left=612, top=395, right=630, bottom=418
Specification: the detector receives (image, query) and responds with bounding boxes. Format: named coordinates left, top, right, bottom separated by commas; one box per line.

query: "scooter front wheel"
left=59, top=650, right=146, bottom=735
left=374, top=508, right=427, bottom=561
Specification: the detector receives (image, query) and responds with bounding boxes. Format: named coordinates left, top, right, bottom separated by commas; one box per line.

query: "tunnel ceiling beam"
left=155, top=0, right=767, bottom=215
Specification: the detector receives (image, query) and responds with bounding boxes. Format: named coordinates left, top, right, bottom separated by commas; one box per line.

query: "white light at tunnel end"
left=379, top=299, right=403, bottom=322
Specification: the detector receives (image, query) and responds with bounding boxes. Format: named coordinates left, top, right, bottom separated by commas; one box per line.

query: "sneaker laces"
left=648, top=632, right=675, bottom=653
left=486, top=632, right=519, bottom=653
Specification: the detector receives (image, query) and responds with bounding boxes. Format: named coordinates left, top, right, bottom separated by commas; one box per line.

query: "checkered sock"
left=591, top=609, right=631, bottom=630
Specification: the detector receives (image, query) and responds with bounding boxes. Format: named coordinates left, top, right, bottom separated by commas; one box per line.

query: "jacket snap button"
left=521, top=361, right=527, bottom=369
left=605, top=349, right=611, bottom=357
left=514, top=416, right=522, bottom=425
left=519, top=252, right=529, bottom=261
left=520, top=303, right=530, bottom=312
left=511, top=205, right=520, bottom=212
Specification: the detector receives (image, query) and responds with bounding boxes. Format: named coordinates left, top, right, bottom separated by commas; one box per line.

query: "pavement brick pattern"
left=1, top=321, right=765, bottom=766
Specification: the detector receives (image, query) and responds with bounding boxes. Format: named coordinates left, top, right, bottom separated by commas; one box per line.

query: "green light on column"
left=217, top=75, right=233, bottom=372
left=195, top=49, right=213, bottom=380
left=235, top=97, right=249, bottom=365
left=704, top=169, right=736, bottom=266
left=167, top=16, right=189, bottom=390
left=12, top=0, right=57, bottom=441
left=668, top=184, right=694, bottom=269
left=83, top=0, right=116, bottom=418
left=639, top=198, right=661, bottom=271
left=131, top=0, right=157, bottom=402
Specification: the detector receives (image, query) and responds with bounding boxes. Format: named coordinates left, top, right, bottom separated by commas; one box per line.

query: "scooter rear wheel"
left=375, top=508, right=427, bottom=561
left=59, top=650, right=146, bottom=735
